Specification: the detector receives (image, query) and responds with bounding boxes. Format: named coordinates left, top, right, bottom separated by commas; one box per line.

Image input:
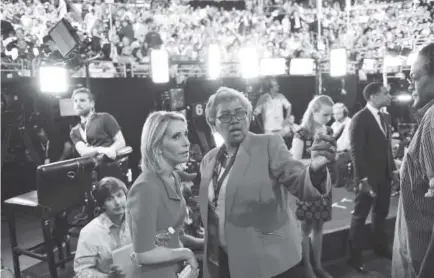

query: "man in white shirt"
left=74, top=177, right=130, bottom=276
left=331, top=103, right=352, bottom=188
left=331, top=103, right=351, bottom=152
left=253, top=78, right=292, bottom=134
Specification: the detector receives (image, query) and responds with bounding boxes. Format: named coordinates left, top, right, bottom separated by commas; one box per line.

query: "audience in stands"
left=1, top=0, right=433, bottom=76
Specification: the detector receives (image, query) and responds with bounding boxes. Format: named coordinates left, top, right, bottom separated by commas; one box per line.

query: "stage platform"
left=1, top=187, right=399, bottom=277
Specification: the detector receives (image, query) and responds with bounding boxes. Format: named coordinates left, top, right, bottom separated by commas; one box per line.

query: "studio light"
left=150, top=49, right=170, bottom=84
left=39, top=66, right=69, bottom=94
left=289, top=58, right=315, bottom=76
left=239, top=47, right=259, bottom=79
left=208, top=44, right=221, bottom=80
left=260, top=58, right=286, bottom=76
left=406, top=52, right=417, bottom=66
left=384, top=55, right=402, bottom=68
left=330, top=48, right=347, bottom=77
left=395, top=94, right=412, bottom=103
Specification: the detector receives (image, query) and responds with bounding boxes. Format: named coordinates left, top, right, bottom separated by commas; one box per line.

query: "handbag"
left=295, top=194, right=332, bottom=221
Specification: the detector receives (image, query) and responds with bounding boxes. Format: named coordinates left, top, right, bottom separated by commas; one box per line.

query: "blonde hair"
left=300, top=95, right=334, bottom=136
left=205, top=86, right=252, bottom=129
left=140, top=111, right=187, bottom=174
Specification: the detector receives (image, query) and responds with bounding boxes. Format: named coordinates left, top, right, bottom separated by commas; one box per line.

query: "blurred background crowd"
left=1, top=0, right=434, bottom=74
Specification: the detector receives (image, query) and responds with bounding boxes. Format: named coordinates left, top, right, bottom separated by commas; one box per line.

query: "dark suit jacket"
left=349, top=107, right=396, bottom=190
left=199, top=132, right=330, bottom=278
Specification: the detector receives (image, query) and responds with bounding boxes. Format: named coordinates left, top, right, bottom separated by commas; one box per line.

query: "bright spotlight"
left=406, top=52, right=417, bottom=66
left=330, top=48, right=347, bottom=77
left=260, top=58, right=286, bottom=76
left=213, top=132, right=224, bottom=147
left=395, top=94, right=412, bottom=103
left=208, top=44, right=221, bottom=80
left=239, top=47, right=259, bottom=79
left=150, top=49, right=170, bottom=84
left=384, top=55, right=402, bottom=68
left=39, top=66, right=69, bottom=94
left=289, top=58, right=315, bottom=76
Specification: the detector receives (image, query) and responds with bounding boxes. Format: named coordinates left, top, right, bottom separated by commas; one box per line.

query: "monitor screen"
left=289, top=58, right=315, bottom=76
left=169, top=88, right=185, bottom=111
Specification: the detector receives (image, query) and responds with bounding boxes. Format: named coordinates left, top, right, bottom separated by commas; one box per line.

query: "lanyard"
left=79, top=113, right=94, bottom=145
left=41, top=140, right=49, bottom=159
left=211, top=145, right=238, bottom=207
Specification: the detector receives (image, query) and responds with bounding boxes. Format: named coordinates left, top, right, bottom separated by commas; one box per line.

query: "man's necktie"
left=378, top=112, right=387, bottom=136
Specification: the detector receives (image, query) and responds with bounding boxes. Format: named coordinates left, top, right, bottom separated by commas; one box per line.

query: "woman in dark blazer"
left=198, top=87, right=337, bottom=278
left=126, top=111, right=200, bottom=278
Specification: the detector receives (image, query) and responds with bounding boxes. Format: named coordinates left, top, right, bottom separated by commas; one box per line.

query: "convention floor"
left=1, top=187, right=399, bottom=277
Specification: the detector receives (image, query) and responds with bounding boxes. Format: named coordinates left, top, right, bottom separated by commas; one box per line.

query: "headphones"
left=90, top=183, right=103, bottom=208
left=334, top=102, right=348, bottom=117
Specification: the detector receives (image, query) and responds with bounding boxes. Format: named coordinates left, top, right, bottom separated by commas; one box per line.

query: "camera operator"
left=70, top=87, right=126, bottom=159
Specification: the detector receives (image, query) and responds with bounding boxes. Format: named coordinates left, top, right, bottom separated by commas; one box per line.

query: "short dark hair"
left=91, top=177, right=128, bottom=208
left=362, top=82, right=384, bottom=101
left=419, top=43, right=434, bottom=76
left=71, top=87, right=94, bottom=102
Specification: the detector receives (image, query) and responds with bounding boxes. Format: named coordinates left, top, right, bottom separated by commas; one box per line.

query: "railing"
left=1, top=60, right=32, bottom=79
left=0, top=59, right=409, bottom=79
left=2, top=46, right=431, bottom=79
left=414, top=38, right=431, bottom=49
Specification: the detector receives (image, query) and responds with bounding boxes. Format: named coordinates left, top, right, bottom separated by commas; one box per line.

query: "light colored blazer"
left=199, top=132, right=329, bottom=278
left=126, top=170, right=187, bottom=278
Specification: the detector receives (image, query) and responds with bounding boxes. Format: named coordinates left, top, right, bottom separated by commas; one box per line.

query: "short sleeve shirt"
left=294, top=128, right=314, bottom=159
left=70, top=113, right=121, bottom=147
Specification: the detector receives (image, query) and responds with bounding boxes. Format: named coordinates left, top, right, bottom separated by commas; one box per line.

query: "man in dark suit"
left=348, top=82, right=399, bottom=272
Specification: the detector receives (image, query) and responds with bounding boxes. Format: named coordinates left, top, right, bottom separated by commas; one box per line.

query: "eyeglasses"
left=217, top=110, right=248, bottom=123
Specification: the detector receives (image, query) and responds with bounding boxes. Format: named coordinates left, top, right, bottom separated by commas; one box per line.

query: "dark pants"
left=218, top=248, right=303, bottom=278
left=348, top=181, right=391, bottom=262
left=335, top=151, right=352, bottom=187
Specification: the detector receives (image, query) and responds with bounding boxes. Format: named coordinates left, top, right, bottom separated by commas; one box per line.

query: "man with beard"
left=70, top=87, right=125, bottom=159
left=392, top=43, right=434, bottom=278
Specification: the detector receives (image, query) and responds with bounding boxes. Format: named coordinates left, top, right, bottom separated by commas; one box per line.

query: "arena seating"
left=1, top=0, right=433, bottom=77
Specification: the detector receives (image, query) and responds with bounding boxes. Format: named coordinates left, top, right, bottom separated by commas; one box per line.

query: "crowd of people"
left=68, top=42, right=434, bottom=277
left=1, top=0, right=433, bottom=76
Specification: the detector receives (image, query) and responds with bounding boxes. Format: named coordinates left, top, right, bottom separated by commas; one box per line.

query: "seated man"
left=74, top=176, right=204, bottom=276
left=74, top=177, right=130, bottom=276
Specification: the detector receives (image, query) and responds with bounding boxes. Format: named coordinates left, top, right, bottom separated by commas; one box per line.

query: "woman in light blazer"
left=126, top=111, right=200, bottom=278
left=198, top=87, right=337, bottom=278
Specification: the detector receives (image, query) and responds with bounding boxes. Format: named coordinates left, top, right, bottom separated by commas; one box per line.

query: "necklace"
left=224, top=152, right=235, bottom=158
